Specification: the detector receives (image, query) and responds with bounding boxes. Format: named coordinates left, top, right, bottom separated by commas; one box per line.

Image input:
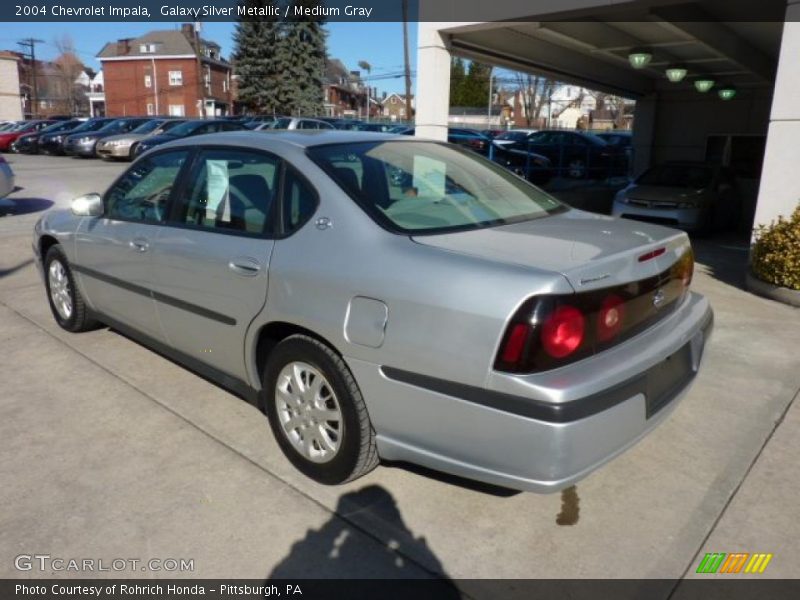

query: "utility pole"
left=17, top=38, right=44, bottom=119
left=487, top=68, right=494, bottom=124
left=402, top=0, right=412, bottom=124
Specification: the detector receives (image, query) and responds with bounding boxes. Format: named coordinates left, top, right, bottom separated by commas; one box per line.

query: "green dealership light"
left=718, top=86, right=737, bottom=100
left=665, top=67, right=688, bottom=83
left=628, top=50, right=653, bottom=69
left=694, top=78, right=715, bottom=93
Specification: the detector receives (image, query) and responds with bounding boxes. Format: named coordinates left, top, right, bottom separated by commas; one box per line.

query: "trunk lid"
left=412, top=209, right=690, bottom=292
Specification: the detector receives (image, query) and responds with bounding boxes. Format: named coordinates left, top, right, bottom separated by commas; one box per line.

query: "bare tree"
left=514, top=73, right=556, bottom=127
left=52, top=35, right=87, bottom=115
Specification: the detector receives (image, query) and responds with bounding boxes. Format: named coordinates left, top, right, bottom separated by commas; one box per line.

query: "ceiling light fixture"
left=628, top=50, right=653, bottom=69
left=694, top=78, right=715, bottom=93
left=718, top=85, right=737, bottom=100
left=665, top=66, right=688, bottom=83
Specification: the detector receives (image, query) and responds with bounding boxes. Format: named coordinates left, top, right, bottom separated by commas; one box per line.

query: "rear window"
left=308, top=141, right=565, bottom=234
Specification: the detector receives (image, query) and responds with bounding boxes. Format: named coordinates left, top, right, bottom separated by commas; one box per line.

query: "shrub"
left=751, top=203, right=800, bottom=291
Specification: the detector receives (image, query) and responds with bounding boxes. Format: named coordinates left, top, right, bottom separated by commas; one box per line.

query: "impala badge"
left=653, top=289, right=666, bottom=309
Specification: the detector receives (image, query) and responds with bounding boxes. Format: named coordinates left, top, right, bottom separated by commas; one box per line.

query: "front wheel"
left=263, top=335, right=379, bottom=485
left=44, top=244, right=98, bottom=332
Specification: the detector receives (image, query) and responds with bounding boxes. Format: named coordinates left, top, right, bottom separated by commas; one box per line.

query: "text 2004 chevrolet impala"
left=33, top=131, right=712, bottom=492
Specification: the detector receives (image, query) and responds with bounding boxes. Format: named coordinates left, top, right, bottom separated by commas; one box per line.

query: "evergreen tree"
left=233, top=0, right=281, bottom=114
left=283, top=0, right=326, bottom=115
left=449, top=57, right=466, bottom=107
left=233, top=0, right=326, bottom=115
left=460, top=61, right=492, bottom=107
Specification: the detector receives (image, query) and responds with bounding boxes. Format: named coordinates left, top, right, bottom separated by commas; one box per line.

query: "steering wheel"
left=140, top=186, right=171, bottom=221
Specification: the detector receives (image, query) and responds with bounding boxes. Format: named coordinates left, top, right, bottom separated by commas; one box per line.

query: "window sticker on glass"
left=205, top=160, right=230, bottom=222
left=412, top=156, right=446, bottom=199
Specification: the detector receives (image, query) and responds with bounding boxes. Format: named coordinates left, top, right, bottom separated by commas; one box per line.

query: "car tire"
left=43, top=244, right=98, bottom=333
left=263, top=334, right=379, bottom=485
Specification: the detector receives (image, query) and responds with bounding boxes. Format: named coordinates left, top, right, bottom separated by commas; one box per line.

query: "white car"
left=0, top=155, right=14, bottom=199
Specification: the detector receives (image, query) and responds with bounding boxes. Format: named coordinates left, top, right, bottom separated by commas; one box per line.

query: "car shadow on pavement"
left=0, top=259, right=33, bottom=278
left=267, top=485, right=461, bottom=596
left=383, top=460, right=521, bottom=498
left=0, top=197, right=54, bottom=216
left=690, top=232, right=751, bottom=291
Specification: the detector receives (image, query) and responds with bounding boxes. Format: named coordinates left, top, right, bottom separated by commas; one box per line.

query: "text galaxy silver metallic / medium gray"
left=32, top=131, right=712, bottom=492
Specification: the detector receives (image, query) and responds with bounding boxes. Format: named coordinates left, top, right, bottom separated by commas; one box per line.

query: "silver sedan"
left=32, top=131, right=712, bottom=492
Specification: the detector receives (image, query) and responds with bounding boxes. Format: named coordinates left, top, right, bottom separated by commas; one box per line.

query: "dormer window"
left=139, top=43, right=158, bottom=54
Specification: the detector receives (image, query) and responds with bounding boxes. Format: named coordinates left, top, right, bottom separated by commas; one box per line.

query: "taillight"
left=500, top=323, right=529, bottom=364
left=672, top=248, right=694, bottom=289
left=597, top=294, right=624, bottom=342
left=541, top=306, right=585, bottom=358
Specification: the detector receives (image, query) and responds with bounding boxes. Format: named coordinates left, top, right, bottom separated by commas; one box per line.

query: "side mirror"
left=71, top=193, right=104, bottom=217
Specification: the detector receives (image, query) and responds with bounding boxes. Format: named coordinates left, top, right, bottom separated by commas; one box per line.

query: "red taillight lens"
left=597, top=294, right=624, bottom=342
left=541, top=305, right=585, bottom=359
left=500, top=323, right=530, bottom=364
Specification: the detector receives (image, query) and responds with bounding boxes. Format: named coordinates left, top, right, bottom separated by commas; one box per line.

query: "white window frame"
left=146, top=103, right=154, bottom=116
left=168, top=104, right=185, bottom=117
left=168, top=70, right=183, bottom=86
left=144, top=74, right=152, bottom=88
left=139, top=44, right=157, bottom=54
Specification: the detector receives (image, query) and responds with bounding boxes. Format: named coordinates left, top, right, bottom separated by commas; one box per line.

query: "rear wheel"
left=567, top=159, right=587, bottom=179
left=44, top=245, right=98, bottom=333
left=263, top=335, right=379, bottom=485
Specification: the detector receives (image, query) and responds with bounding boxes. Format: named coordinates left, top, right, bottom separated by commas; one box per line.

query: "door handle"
left=129, top=238, right=149, bottom=253
left=228, top=256, right=261, bottom=276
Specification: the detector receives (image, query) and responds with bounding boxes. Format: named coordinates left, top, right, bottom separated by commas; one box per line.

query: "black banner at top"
left=0, top=0, right=793, bottom=22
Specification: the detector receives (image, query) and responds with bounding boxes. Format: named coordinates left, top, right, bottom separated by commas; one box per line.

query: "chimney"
left=181, top=23, right=195, bottom=37
left=116, top=38, right=131, bottom=55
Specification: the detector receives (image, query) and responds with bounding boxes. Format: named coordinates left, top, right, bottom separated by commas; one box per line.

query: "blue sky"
left=0, top=21, right=417, bottom=94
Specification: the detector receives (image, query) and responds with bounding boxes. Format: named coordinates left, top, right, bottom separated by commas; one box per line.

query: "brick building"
left=97, top=24, right=232, bottom=118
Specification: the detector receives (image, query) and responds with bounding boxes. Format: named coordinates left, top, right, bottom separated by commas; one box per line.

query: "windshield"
left=131, top=120, right=164, bottom=134
left=269, top=118, right=294, bottom=129
left=308, top=141, right=565, bottom=234
left=71, top=119, right=112, bottom=133
left=495, top=131, right=530, bottom=142
left=165, top=121, right=204, bottom=136
left=637, top=165, right=713, bottom=189
left=99, top=119, right=143, bottom=134
left=40, top=120, right=79, bottom=134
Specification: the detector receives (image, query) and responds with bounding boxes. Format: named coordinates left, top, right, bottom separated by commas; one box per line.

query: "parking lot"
left=1, top=153, right=799, bottom=587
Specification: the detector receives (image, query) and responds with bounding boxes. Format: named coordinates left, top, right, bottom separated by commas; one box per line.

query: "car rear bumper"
left=347, top=291, right=712, bottom=493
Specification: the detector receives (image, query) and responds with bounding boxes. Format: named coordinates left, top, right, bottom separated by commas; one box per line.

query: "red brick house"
left=97, top=24, right=232, bottom=118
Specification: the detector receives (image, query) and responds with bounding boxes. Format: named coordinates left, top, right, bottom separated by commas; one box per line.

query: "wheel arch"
left=250, top=321, right=345, bottom=389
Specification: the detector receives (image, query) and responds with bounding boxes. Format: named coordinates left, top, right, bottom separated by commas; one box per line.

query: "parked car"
left=96, top=119, right=186, bottom=161
left=399, top=127, right=492, bottom=155
left=0, top=121, right=21, bottom=132
left=13, top=119, right=85, bottom=154
left=63, top=117, right=152, bottom=158
left=481, top=129, right=505, bottom=138
left=0, top=120, right=56, bottom=152
left=504, top=130, right=628, bottom=179
left=595, top=131, right=632, bottom=149
left=33, top=131, right=712, bottom=492
left=264, top=117, right=336, bottom=131
left=0, top=154, right=14, bottom=199
left=133, top=119, right=248, bottom=157
left=491, top=144, right=554, bottom=185
left=612, top=161, right=739, bottom=233
left=39, top=118, right=115, bottom=155
left=354, top=122, right=395, bottom=133
left=491, top=128, right=539, bottom=148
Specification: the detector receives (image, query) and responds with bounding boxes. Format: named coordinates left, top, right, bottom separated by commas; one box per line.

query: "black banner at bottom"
left=4, top=579, right=800, bottom=600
